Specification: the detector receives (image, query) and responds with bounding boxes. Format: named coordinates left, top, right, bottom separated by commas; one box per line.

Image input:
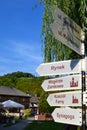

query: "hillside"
left=0, top=71, right=44, bottom=96
left=0, top=71, right=53, bottom=113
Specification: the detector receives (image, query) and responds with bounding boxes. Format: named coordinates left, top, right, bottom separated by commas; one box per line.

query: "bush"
left=24, top=109, right=31, bottom=118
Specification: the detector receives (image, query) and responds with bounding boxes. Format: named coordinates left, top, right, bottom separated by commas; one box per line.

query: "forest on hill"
left=0, top=71, right=44, bottom=96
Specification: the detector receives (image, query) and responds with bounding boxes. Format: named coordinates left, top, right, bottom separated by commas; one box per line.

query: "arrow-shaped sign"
left=51, top=7, right=83, bottom=40
left=36, top=59, right=81, bottom=76
left=51, top=22, right=83, bottom=55
left=51, top=7, right=84, bottom=55
left=42, top=74, right=82, bottom=91
left=47, top=91, right=82, bottom=107
left=52, top=107, right=82, bottom=126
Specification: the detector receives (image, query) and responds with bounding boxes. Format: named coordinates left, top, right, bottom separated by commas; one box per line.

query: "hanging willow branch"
left=40, top=0, right=87, bottom=62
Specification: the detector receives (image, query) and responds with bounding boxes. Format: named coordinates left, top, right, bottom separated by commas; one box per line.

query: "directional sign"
left=52, top=108, right=82, bottom=126
left=51, top=7, right=84, bottom=55
left=47, top=91, right=82, bottom=107
left=36, top=59, right=81, bottom=76
left=51, top=22, right=83, bottom=55
left=42, top=74, right=82, bottom=91
left=52, top=7, right=83, bottom=40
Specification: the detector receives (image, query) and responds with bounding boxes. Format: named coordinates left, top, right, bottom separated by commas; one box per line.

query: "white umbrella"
left=0, top=102, right=3, bottom=108
left=2, top=100, right=24, bottom=108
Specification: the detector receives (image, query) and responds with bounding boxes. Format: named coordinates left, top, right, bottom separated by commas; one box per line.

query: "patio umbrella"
left=2, top=100, right=24, bottom=108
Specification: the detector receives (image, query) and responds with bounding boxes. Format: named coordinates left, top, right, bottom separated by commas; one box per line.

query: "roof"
left=0, top=86, right=31, bottom=97
left=30, top=95, right=39, bottom=103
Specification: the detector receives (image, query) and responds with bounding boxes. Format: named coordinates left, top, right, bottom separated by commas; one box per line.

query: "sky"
left=0, top=0, right=44, bottom=76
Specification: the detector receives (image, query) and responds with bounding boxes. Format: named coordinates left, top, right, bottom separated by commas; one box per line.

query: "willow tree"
left=40, top=0, right=87, bottom=62
left=38, top=0, right=87, bottom=114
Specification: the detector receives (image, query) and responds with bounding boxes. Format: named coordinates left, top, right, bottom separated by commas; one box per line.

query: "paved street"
left=0, top=117, right=34, bottom=130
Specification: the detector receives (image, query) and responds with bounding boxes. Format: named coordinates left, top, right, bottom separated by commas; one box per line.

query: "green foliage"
left=41, top=0, right=69, bottom=62
left=24, top=120, right=63, bottom=130
left=15, top=77, right=44, bottom=96
left=38, top=91, right=54, bottom=113
left=4, top=71, right=34, bottom=78
left=0, top=77, right=15, bottom=87
left=79, top=0, right=87, bottom=29
left=40, top=0, right=87, bottom=61
left=0, top=71, right=35, bottom=88
left=0, top=71, right=44, bottom=97
left=24, top=109, right=32, bottom=118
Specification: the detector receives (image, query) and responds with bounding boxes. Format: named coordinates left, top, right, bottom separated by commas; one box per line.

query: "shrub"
left=24, top=109, right=31, bottom=118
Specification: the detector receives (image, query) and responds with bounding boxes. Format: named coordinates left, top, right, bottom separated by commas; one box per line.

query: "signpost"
left=36, top=59, right=81, bottom=76
left=36, top=6, right=86, bottom=130
left=47, top=91, right=82, bottom=107
left=51, top=7, right=84, bottom=55
left=85, top=74, right=87, bottom=87
left=52, top=108, right=82, bottom=126
left=42, top=74, right=82, bottom=91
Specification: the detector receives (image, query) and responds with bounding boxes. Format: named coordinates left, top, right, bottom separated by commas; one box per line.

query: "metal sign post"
left=81, top=33, right=86, bottom=130
left=82, top=70, right=86, bottom=130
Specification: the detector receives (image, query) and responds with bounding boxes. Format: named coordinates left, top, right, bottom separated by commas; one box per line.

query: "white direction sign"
left=52, top=108, right=82, bottom=126
left=51, top=22, right=83, bottom=55
left=51, top=7, right=84, bottom=55
left=47, top=91, right=82, bottom=107
left=52, top=7, right=83, bottom=40
left=42, top=74, right=82, bottom=91
left=36, top=59, right=81, bottom=76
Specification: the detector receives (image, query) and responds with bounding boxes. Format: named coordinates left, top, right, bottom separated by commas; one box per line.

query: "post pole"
left=81, top=30, right=86, bottom=130
left=82, top=70, right=86, bottom=130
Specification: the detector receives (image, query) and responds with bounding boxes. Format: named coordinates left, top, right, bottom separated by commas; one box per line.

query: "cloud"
left=0, top=39, right=43, bottom=76
left=7, top=40, right=43, bottom=61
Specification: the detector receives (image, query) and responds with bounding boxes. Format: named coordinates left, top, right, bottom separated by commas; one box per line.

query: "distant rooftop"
left=0, top=86, right=31, bottom=97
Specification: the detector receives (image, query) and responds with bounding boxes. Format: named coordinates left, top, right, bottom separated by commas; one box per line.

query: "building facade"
left=0, top=86, right=31, bottom=109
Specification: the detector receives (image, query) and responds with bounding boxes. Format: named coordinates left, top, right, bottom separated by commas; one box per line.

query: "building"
left=0, top=86, right=31, bottom=109
left=30, top=95, right=39, bottom=115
